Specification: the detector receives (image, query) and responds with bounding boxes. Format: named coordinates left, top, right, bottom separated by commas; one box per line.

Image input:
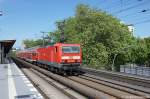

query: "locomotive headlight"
left=73, top=56, right=80, bottom=59
left=62, top=56, right=70, bottom=59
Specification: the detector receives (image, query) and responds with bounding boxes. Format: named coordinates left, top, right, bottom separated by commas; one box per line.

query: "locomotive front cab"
left=54, top=43, right=82, bottom=74
left=61, top=45, right=82, bottom=66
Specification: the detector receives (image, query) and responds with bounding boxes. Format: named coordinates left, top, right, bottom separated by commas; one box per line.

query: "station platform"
left=0, top=60, right=43, bottom=99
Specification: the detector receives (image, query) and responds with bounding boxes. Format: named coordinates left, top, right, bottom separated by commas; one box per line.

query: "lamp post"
left=112, top=53, right=118, bottom=71
left=112, top=45, right=135, bottom=71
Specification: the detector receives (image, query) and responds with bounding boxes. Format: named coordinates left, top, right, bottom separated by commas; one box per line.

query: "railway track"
left=13, top=57, right=150, bottom=99
left=21, top=68, right=72, bottom=99
left=76, top=75, right=150, bottom=97
left=16, top=61, right=86, bottom=99
left=81, top=74, right=150, bottom=95
left=81, top=67, right=150, bottom=88
left=22, top=68, right=86, bottom=99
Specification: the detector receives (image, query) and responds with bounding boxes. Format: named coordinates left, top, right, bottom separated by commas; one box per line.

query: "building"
left=127, top=24, right=135, bottom=36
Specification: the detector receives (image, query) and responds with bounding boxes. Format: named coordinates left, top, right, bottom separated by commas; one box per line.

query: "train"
left=16, top=43, right=82, bottom=75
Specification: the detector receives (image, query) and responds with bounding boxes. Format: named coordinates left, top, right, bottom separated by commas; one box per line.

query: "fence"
left=120, top=65, right=150, bottom=77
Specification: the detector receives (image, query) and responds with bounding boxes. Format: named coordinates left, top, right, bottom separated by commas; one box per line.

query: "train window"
left=62, top=46, right=80, bottom=53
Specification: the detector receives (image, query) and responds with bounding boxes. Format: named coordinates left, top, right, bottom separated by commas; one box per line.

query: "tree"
left=53, top=4, right=134, bottom=71
left=128, top=38, right=148, bottom=65
left=144, top=37, right=150, bottom=66
left=21, top=4, right=150, bottom=70
left=23, top=39, right=49, bottom=48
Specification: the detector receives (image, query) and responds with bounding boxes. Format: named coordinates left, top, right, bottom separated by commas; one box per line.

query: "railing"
left=120, top=65, right=150, bottom=77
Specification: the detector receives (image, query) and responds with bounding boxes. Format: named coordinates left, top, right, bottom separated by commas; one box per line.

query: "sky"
left=0, top=0, right=150, bottom=48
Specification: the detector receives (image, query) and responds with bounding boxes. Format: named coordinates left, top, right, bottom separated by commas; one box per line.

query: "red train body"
left=17, top=43, right=82, bottom=74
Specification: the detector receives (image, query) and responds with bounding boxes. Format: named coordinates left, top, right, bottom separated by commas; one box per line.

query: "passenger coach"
left=17, top=43, right=82, bottom=75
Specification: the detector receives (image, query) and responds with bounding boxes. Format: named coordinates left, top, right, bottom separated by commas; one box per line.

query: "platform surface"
left=0, top=62, right=43, bottom=99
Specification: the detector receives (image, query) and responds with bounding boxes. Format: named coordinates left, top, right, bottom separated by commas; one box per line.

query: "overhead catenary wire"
left=134, top=19, right=150, bottom=25
left=103, top=0, right=132, bottom=13
left=119, top=8, right=150, bottom=18
left=102, top=0, right=121, bottom=10
left=113, top=0, right=150, bottom=14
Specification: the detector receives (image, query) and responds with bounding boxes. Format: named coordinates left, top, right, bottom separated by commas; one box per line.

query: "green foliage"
left=144, top=37, right=150, bottom=66
left=53, top=4, right=134, bottom=71
left=23, top=4, right=150, bottom=70
left=131, top=38, right=149, bottom=65
left=23, top=32, right=56, bottom=48
left=23, top=39, right=47, bottom=48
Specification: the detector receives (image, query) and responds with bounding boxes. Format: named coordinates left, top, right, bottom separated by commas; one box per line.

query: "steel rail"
left=68, top=76, right=144, bottom=99
left=78, top=75, right=150, bottom=98
left=81, top=67, right=150, bottom=88
left=21, top=68, right=49, bottom=99
left=13, top=57, right=150, bottom=99
left=30, top=68, right=85, bottom=99
left=82, top=74, right=150, bottom=93
left=12, top=57, right=116, bottom=99
left=14, top=59, right=82, bottom=99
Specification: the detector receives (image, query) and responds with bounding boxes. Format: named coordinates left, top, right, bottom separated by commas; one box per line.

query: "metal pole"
left=0, top=43, right=1, bottom=64
left=41, top=32, right=46, bottom=47
left=135, top=67, right=137, bottom=75
left=111, top=45, right=135, bottom=71
left=57, top=20, right=65, bottom=43
left=41, top=31, right=50, bottom=46
left=141, top=66, right=143, bottom=76
left=0, top=11, right=2, bottom=63
left=2, top=45, right=4, bottom=64
left=130, top=64, right=131, bottom=74
left=149, top=67, right=150, bottom=77
left=112, top=54, right=117, bottom=71
left=124, top=65, right=125, bottom=73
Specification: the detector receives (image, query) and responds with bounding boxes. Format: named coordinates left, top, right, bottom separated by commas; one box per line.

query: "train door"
left=54, top=46, right=58, bottom=63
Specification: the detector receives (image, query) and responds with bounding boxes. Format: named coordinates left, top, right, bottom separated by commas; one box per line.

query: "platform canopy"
left=0, top=40, right=16, bottom=53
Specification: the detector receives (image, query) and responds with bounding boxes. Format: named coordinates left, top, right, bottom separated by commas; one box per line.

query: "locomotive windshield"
left=62, top=46, right=80, bottom=53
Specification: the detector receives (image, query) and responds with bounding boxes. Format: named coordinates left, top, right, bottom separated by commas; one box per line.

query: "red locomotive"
left=17, top=43, right=82, bottom=75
